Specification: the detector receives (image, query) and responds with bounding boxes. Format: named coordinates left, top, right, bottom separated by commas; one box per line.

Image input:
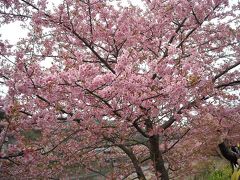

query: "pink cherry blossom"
left=0, top=0, right=239, bottom=179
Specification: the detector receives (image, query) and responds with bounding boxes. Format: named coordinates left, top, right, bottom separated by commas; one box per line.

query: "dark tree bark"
left=118, top=144, right=147, bottom=180
left=149, top=135, right=169, bottom=180
left=145, top=119, right=169, bottom=180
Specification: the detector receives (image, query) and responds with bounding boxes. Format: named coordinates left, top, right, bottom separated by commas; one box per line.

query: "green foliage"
left=205, top=165, right=231, bottom=180
left=200, top=166, right=232, bottom=180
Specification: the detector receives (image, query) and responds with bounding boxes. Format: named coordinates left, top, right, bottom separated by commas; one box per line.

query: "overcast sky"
left=0, top=0, right=144, bottom=44
left=0, top=0, right=238, bottom=44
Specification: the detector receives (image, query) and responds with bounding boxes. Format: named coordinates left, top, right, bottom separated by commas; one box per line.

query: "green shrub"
left=192, top=164, right=232, bottom=180
left=205, top=165, right=231, bottom=180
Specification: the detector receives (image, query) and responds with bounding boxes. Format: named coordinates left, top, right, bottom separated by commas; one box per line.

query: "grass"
left=195, top=165, right=232, bottom=180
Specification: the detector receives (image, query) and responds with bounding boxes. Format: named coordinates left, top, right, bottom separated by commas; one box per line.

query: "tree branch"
left=213, top=61, right=240, bottom=82
left=70, top=28, right=116, bottom=74
left=104, top=136, right=146, bottom=180
left=41, top=130, right=80, bottom=155
left=215, top=80, right=240, bottom=89
left=132, top=115, right=150, bottom=138
left=163, top=128, right=190, bottom=154
left=176, top=4, right=220, bottom=48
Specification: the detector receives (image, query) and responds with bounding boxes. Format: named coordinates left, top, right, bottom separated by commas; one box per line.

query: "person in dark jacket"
left=231, top=145, right=240, bottom=155
left=217, top=130, right=240, bottom=180
left=219, top=141, right=240, bottom=170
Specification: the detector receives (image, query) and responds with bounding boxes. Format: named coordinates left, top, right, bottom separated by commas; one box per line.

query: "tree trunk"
left=105, top=136, right=146, bottom=180
left=118, top=144, right=147, bottom=180
left=149, top=135, right=169, bottom=180
left=145, top=119, right=169, bottom=180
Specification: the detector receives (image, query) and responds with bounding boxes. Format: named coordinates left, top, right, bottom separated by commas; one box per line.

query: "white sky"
left=0, top=0, right=238, bottom=44
left=0, top=0, right=145, bottom=44
left=0, top=0, right=239, bottom=96
left=0, top=0, right=239, bottom=44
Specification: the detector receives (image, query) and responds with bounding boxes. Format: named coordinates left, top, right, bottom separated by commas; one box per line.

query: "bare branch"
left=75, top=82, right=112, bottom=109
left=132, top=115, right=150, bottom=138
left=71, top=28, right=116, bottom=74
left=163, top=128, right=190, bottom=154
left=215, top=80, right=240, bottom=89
left=213, top=61, right=240, bottom=82
left=105, top=137, right=146, bottom=180
left=36, top=94, right=51, bottom=105
left=41, top=130, right=81, bottom=155
left=177, top=4, right=220, bottom=48
left=168, top=18, right=187, bottom=44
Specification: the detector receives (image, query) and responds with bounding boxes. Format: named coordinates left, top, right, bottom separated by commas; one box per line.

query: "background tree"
left=0, top=0, right=239, bottom=179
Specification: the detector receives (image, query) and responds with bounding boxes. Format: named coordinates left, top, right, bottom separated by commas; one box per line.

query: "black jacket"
left=219, top=142, right=239, bottom=170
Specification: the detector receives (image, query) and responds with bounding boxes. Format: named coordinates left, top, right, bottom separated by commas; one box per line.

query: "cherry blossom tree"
left=0, top=0, right=239, bottom=179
